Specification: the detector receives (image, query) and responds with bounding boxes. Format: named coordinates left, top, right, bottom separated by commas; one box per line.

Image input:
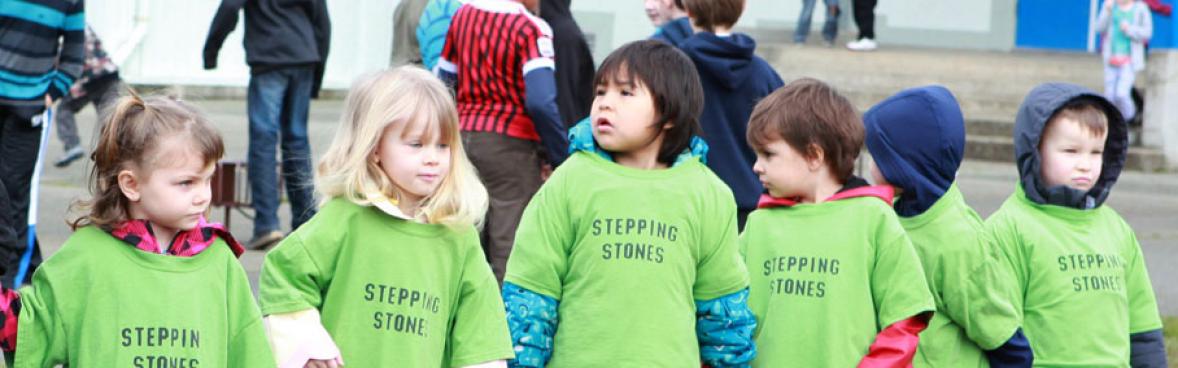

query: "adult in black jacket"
left=540, top=0, right=595, bottom=126
left=203, top=0, right=330, bottom=249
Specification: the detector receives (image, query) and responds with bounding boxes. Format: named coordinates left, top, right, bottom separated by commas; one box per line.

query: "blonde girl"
left=259, top=66, right=513, bottom=368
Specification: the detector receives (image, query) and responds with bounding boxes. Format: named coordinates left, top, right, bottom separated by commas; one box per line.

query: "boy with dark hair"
left=985, top=83, right=1168, bottom=367
left=681, top=0, right=783, bottom=229
left=864, top=85, right=1033, bottom=368
left=436, top=0, right=569, bottom=282
left=503, top=40, right=755, bottom=368
left=742, top=78, right=934, bottom=367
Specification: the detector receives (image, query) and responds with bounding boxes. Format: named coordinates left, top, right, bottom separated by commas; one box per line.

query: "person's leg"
left=821, top=0, right=840, bottom=44
left=860, top=0, right=877, bottom=40
left=795, top=0, right=817, bottom=43
left=0, top=111, right=43, bottom=287
left=278, top=66, right=318, bottom=230
left=462, top=132, right=543, bottom=283
left=247, top=70, right=288, bottom=246
left=1116, top=65, right=1137, bottom=121
left=54, top=93, right=86, bottom=152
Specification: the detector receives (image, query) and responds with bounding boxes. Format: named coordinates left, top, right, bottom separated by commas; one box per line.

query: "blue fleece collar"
left=568, top=117, right=708, bottom=166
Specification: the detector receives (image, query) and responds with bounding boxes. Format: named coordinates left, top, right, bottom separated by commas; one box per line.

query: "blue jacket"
left=679, top=32, right=783, bottom=212
left=650, top=17, right=694, bottom=47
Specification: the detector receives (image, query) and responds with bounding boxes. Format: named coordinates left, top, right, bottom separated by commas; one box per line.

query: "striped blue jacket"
left=0, top=0, right=85, bottom=118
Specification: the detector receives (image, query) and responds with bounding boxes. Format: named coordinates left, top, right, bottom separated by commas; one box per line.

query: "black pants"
left=853, top=0, right=877, bottom=40
left=0, top=109, right=44, bottom=287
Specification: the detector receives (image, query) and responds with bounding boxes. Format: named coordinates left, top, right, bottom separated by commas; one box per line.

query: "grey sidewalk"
left=30, top=98, right=1178, bottom=316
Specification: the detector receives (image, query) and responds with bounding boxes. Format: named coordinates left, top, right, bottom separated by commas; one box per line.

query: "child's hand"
left=1120, top=21, right=1130, bottom=32
left=303, top=358, right=342, bottom=368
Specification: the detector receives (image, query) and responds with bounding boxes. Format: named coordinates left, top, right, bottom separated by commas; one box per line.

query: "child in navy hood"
left=985, top=83, right=1167, bottom=367
left=679, top=0, right=784, bottom=227
left=864, top=86, right=1034, bottom=368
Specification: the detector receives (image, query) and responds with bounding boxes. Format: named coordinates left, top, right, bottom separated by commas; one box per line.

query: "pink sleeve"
left=856, top=314, right=930, bottom=368
left=0, top=287, right=20, bottom=352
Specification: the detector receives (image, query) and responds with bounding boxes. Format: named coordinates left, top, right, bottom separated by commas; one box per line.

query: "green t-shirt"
left=260, top=199, right=513, bottom=367
left=740, top=195, right=935, bottom=368
left=505, top=152, right=749, bottom=368
left=15, top=226, right=273, bottom=368
left=985, top=186, right=1163, bottom=367
left=900, top=184, right=1022, bottom=368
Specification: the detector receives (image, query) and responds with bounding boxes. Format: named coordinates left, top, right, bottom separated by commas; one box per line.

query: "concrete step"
left=965, top=135, right=1167, bottom=172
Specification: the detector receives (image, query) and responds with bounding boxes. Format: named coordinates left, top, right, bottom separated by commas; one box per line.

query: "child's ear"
left=117, top=169, right=141, bottom=202
left=662, top=120, right=674, bottom=131
left=806, top=144, right=826, bottom=172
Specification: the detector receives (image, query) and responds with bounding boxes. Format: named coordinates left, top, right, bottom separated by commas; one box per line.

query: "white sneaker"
left=846, top=38, right=878, bottom=51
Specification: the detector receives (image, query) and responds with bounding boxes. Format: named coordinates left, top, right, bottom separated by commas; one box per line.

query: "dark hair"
left=1049, top=98, right=1109, bottom=138
left=593, top=40, right=704, bottom=165
left=673, top=0, right=685, bottom=10
left=683, top=0, right=745, bottom=32
left=70, top=90, right=225, bottom=230
left=748, top=78, right=863, bottom=181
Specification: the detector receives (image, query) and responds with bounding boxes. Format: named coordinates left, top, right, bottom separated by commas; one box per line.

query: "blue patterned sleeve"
left=503, top=282, right=559, bottom=368
left=696, top=288, right=756, bottom=367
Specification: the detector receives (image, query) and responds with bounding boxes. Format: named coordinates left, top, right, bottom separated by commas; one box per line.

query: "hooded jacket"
left=863, top=85, right=964, bottom=217
left=679, top=32, right=784, bottom=212
left=650, top=17, right=694, bottom=47
left=1014, top=83, right=1127, bottom=210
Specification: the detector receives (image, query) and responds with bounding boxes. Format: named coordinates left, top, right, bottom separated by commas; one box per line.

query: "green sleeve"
left=259, top=235, right=327, bottom=315
left=984, top=216, right=1028, bottom=316
left=692, top=191, right=748, bottom=301
left=13, top=276, right=67, bottom=368
left=503, top=175, right=573, bottom=299
left=871, top=218, right=935, bottom=329
left=939, top=232, right=1023, bottom=350
left=1123, top=230, right=1163, bottom=334
left=447, top=232, right=515, bottom=367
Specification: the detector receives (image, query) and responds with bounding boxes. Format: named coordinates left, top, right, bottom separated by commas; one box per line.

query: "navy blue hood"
left=680, top=32, right=760, bottom=90
left=1014, top=83, right=1127, bottom=209
left=863, top=86, right=965, bottom=217
left=650, top=17, right=694, bottom=48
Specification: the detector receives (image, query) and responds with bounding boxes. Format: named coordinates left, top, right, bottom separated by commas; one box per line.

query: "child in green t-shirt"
left=740, top=78, right=935, bottom=367
left=863, top=85, right=1032, bottom=367
left=984, top=82, right=1167, bottom=367
left=258, top=66, right=514, bottom=367
left=502, top=40, right=755, bottom=367
left=0, top=93, right=274, bottom=367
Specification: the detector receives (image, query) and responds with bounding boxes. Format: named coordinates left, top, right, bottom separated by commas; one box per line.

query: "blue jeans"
left=795, top=0, right=839, bottom=43
left=247, top=66, right=317, bottom=238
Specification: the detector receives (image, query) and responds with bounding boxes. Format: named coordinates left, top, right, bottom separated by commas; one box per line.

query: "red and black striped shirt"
left=438, top=0, right=555, bottom=141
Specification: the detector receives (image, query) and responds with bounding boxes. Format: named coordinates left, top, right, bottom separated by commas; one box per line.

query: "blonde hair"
left=316, top=66, right=488, bottom=228
left=71, top=90, right=224, bottom=230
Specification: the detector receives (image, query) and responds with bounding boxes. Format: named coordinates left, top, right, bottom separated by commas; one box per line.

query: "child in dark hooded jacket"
left=863, top=85, right=1033, bottom=368
left=985, top=82, right=1167, bottom=367
left=679, top=0, right=784, bottom=229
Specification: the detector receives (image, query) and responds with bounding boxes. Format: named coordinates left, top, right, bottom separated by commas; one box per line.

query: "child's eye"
left=178, top=180, right=193, bottom=187
left=1092, top=149, right=1104, bottom=155
left=595, top=88, right=606, bottom=96
left=438, top=143, right=450, bottom=149
left=1063, top=148, right=1079, bottom=154
left=620, top=89, right=633, bottom=96
left=407, top=141, right=423, bottom=148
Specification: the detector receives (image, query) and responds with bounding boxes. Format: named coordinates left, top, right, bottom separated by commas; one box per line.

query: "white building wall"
left=87, top=0, right=1009, bottom=89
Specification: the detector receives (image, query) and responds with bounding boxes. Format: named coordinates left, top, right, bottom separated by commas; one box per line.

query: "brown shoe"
left=247, top=230, right=284, bottom=250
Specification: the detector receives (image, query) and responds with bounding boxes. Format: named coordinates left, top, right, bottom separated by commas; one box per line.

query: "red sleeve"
left=857, top=313, right=931, bottom=368
left=519, top=22, right=554, bottom=75
left=0, top=287, right=20, bottom=352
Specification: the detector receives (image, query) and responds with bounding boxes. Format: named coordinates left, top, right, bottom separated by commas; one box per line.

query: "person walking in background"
left=203, top=0, right=331, bottom=250
left=541, top=0, right=595, bottom=126
left=647, top=0, right=693, bottom=47
left=53, top=25, right=125, bottom=169
left=391, top=0, right=430, bottom=66
left=1097, top=0, right=1152, bottom=123
left=847, top=0, right=878, bottom=51
left=794, top=0, right=839, bottom=46
left=435, top=0, right=568, bottom=282
left=0, top=0, right=85, bottom=288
